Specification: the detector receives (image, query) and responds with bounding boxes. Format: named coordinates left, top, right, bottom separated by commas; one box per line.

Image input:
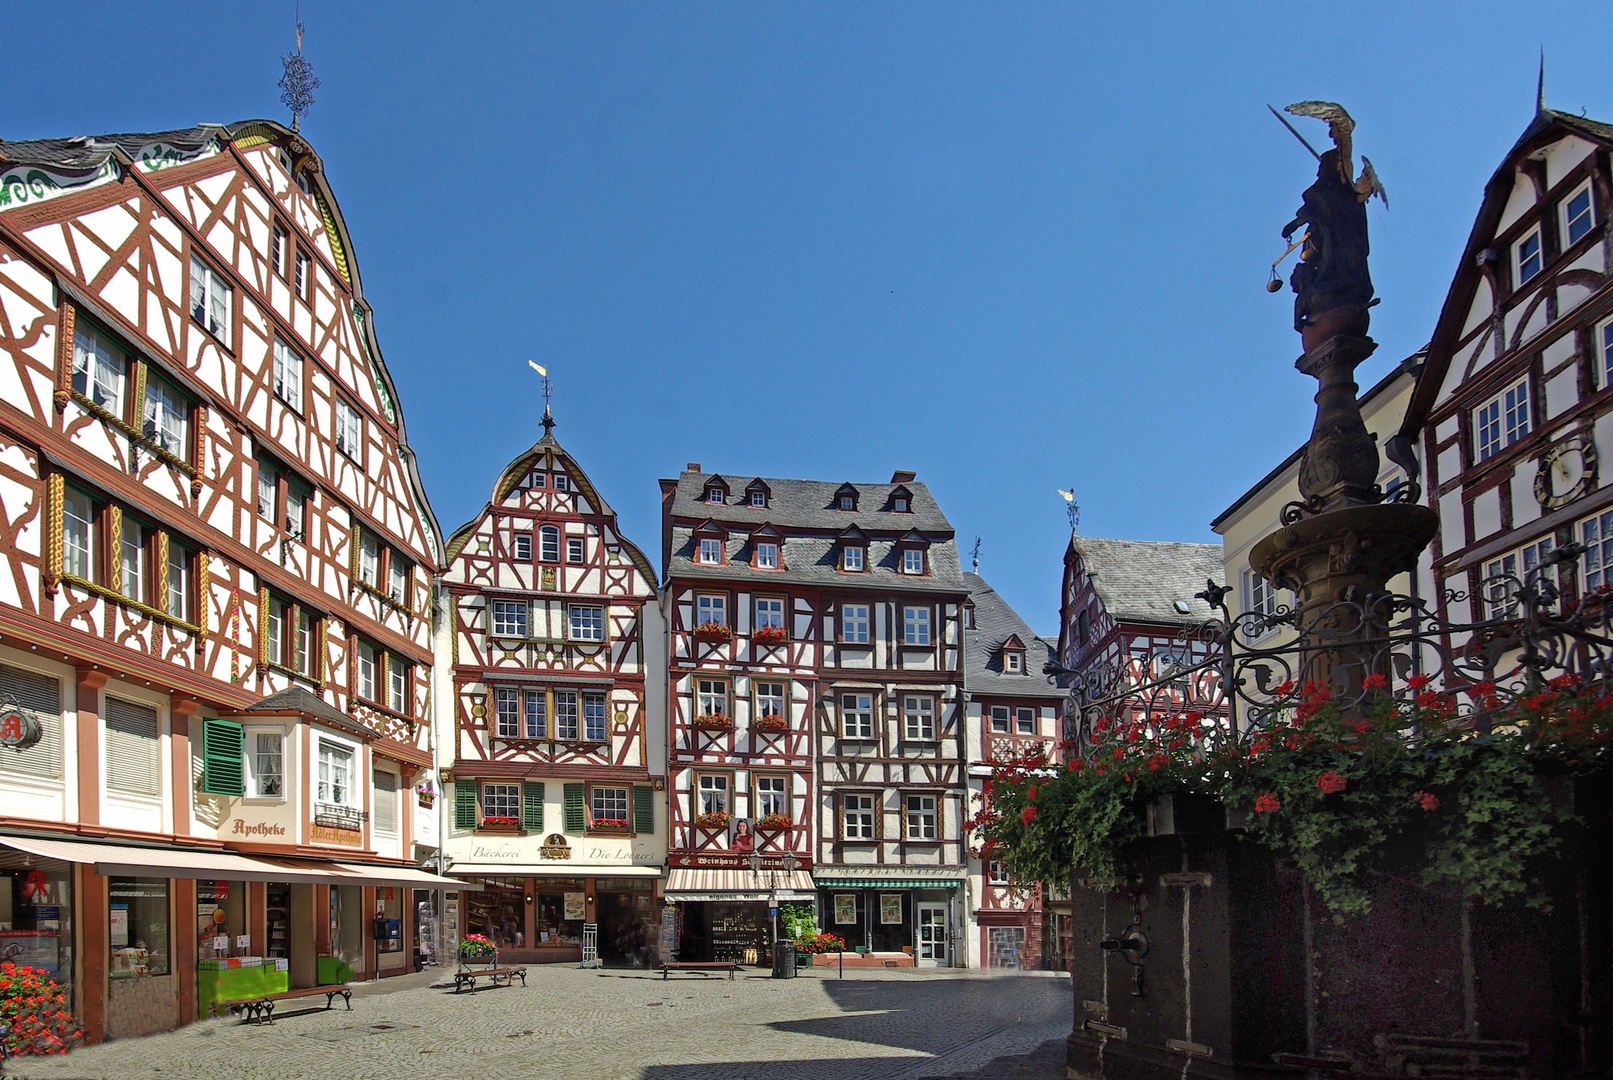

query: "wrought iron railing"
left=1047, top=542, right=1613, bottom=750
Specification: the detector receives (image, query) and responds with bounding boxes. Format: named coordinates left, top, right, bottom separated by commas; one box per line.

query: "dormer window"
left=1004, top=651, right=1022, bottom=673
left=755, top=542, right=779, bottom=570
left=889, top=485, right=912, bottom=513
left=746, top=480, right=770, bottom=508
left=1515, top=226, right=1542, bottom=286
left=1563, top=181, right=1595, bottom=247
left=707, top=486, right=726, bottom=504
left=749, top=491, right=765, bottom=507
left=700, top=538, right=723, bottom=564
left=839, top=494, right=854, bottom=510
left=902, top=549, right=925, bottom=575
left=842, top=545, right=865, bottom=572
left=894, top=496, right=909, bottom=512
left=835, top=484, right=859, bottom=512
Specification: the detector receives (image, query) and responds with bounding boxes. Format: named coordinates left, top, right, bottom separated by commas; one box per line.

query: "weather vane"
left=970, top=537, right=981, bottom=573
left=528, top=361, right=555, bottom=432
left=1058, top=489, right=1079, bottom=533
left=279, top=6, right=320, bottom=132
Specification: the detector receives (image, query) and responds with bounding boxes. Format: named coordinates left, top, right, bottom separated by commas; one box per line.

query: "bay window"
left=316, top=740, right=352, bottom=807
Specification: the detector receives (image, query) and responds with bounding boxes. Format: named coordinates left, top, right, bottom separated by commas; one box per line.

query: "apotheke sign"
left=0, top=697, right=42, bottom=752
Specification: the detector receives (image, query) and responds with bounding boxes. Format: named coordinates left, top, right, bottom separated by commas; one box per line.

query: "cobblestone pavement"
left=10, top=967, right=1071, bottom=1080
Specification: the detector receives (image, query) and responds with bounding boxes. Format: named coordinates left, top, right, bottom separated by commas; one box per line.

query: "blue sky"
left=6, top=3, right=1609, bottom=632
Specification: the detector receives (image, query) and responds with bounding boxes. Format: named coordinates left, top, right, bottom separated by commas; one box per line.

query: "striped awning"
left=813, top=866, right=966, bottom=889
left=665, top=867, right=816, bottom=901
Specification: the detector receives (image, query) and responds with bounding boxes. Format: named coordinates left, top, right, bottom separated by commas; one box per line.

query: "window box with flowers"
left=590, top=818, right=630, bottom=834
left=752, top=714, right=790, bottom=734
left=695, top=714, right=734, bottom=731
left=756, top=813, right=792, bottom=832
left=479, top=816, right=522, bottom=834
left=458, top=934, right=498, bottom=966
left=695, top=811, right=731, bottom=832
left=753, top=625, right=788, bottom=647
left=693, top=622, right=733, bottom=643
left=416, top=782, right=436, bottom=809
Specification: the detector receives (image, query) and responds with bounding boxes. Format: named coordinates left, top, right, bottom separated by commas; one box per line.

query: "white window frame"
left=167, top=540, right=193, bottom=623
left=119, top=515, right=147, bottom=603
left=1583, top=509, right=1613, bottom=592
left=843, top=794, right=875, bottom=840
left=697, top=679, right=729, bottom=718
left=1562, top=180, right=1595, bottom=247
left=1003, top=650, right=1022, bottom=673
left=567, top=604, right=605, bottom=642
left=905, top=794, right=938, bottom=840
left=697, top=773, right=729, bottom=815
left=756, top=774, right=787, bottom=817
left=386, top=654, right=407, bottom=713
left=590, top=785, right=629, bottom=825
left=989, top=705, right=1010, bottom=733
left=554, top=691, right=579, bottom=740
left=755, top=541, right=779, bottom=570
left=841, top=693, right=874, bottom=739
left=582, top=692, right=607, bottom=741
left=748, top=490, right=766, bottom=508
left=539, top=525, right=560, bottom=562
left=388, top=555, right=409, bottom=604
left=1483, top=537, right=1558, bottom=620
left=566, top=537, right=586, bottom=564
left=143, top=370, right=189, bottom=458
left=699, top=537, right=723, bottom=565
left=706, top=486, right=725, bottom=504
left=903, top=695, right=936, bottom=740
left=273, top=338, right=303, bottom=412
left=1015, top=706, right=1036, bottom=735
left=1473, top=378, right=1530, bottom=462
left=71, top=325, right=124, bottom=414
left=513, top=532, right=532, bottom=561
left=894, top=496, right=910, bottom=512
left=358, top=530, right=381, bottom=589
left=271, top=222, right=287, bottom=276
left=481, top=782, right=521, bottom=823
left=903, top=605, right=932, bottom=646
left=696, top=593, right=728, bottom=628
left=754, top=596, right=785, bottom=630
left=754, top=681, right=786, bottom=718
left=294, top=246, right=311, bottom=300
left=246, top=727, right=285, bottom=800
left=316, top=738, right=353, bottom=808
left=335, top=399, right=362, bottom=460
left=189, top=255, right=230, bottom=339
left=355, top=640, right=378, bottom=702
left=987, top=861, right=1011, bottom=885
left=901, top=548, right=925, bottom=575
left=62, top=488, right=93, bottom=580
left=1515, top=225, right=1543, bottom=285
left=842, top=545, right=865, bottom=572
left=494, top=687, right=522, bottom=738
left=841, top=603, right=870, bottom=644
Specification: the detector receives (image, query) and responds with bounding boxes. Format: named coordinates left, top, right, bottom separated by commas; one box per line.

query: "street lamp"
left=747, top=850, right=801, bottom=967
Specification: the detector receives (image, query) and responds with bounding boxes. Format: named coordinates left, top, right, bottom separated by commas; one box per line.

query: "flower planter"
left=753, top=626, right=788, bottom=646
left=590, top=819, right=630, bottom=834
left=693, top=623, right=733, bottom=643
left=752, top=715, right=789, bottom=734
left=694, top=715, right=734, bottom=731
left=478, top=818, right=521, bottom=833
left=695, top=812, right=731, bottom=832
left=756, top=814, right=791, bottom=832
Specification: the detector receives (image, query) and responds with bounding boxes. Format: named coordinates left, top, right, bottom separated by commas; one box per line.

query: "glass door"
left=915, top=903, right=948, bottom=966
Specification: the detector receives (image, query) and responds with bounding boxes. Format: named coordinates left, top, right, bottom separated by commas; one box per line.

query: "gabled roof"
left=228, top=687, right=371, bottom=739
left=897, top=528, right=928, bottom=546
left=1069, top=534, right=1224, bottom=627
left=749, top=523, right=783, bottom=539
left=963, top=573, right=1063, bottom=698
left=838, top=525, right=869, bottom=542
left=664, top=471, right=953, bottom=532
left=1401, top=108, right=1613, bottom=436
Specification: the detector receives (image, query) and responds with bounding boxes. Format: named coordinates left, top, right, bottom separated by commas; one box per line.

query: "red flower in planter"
left=753, top=625, right=788, bottom=646
left=756, top=813, right=792, bottom=831
left=1254, top=794, right=1280, bottom=813
left=481, top=816, right=520, bottom=827
left=592, top=818, right=630, bottom=830
left=1316, top=771, right=1347, bottom=795
left=1362, top=673, right=1387, bottom=689
left=694, top=622, right=733, bottom=642
left=695, top=811, right=731, bottom=831
left=1020, top=806, right=1037, bottom=825
left=752, top=714, right=790, bottom=733
left=1414, top=791, right=1440, bottom=812
left=695, top=714, right=734, bottom=730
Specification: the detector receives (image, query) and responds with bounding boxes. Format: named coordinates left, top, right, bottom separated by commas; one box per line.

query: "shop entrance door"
left=915, top=904, right=948, bottom=966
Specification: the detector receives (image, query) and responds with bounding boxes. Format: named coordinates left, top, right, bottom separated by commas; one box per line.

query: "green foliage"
left=970, top=674, right=1610, bottom=916
left=779, top=901, right=816, bottom=943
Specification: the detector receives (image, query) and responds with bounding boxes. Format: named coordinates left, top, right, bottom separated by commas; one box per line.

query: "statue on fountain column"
left=1279, top=102, right=1388, bottom=352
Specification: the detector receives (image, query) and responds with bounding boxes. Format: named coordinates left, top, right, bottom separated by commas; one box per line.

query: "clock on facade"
left=1533, top=433, right=1598, bottom=510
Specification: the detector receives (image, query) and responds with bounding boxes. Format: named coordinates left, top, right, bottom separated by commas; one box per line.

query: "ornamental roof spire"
left=279, top=6, right=320, bottom=133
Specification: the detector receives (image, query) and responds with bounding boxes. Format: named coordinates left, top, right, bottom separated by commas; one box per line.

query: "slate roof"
left=0, top=125, right=227, bottom=175
left=963, top=573, right=1064, bottom=699
left=230, top=687, right=369, bottom=737
left=1071, top=535, right=1225, bottom=627
left=664, top=470, right=965, bottom=593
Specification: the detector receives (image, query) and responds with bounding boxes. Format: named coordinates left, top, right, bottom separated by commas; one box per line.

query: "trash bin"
left=772, top=939, right=797, bottom=978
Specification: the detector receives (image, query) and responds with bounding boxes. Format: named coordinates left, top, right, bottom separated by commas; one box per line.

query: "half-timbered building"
left=960, top=572, right=1063, bottom=970
left=0, top=121, right=461, bottom=1041
left=435, top=417, right=664, bottom=967
left=1398, top=107, right=1613, bottom=670
left=659, top=467, right=968, bottom=967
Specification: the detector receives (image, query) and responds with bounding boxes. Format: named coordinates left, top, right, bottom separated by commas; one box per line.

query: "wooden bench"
left=661, top=961, right=739, bottom=980
left=220, top=984, right=351, bottom=1024
left=452, top=966, right=527, bottom=993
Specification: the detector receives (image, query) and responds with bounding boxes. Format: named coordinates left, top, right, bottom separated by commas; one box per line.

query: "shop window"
left=465, top=876, right=527, bottom=951
left=532, top=879, right=586, bottom=949
left=109, top=877, right=170, bottom=978
left=374, top=887, right=403, bottom=954
left=0, top=862, right=72, bottom=992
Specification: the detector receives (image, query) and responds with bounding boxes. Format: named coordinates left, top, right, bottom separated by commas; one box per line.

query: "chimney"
left=686, top=463, right=702, bottom=473
left=891, top=470, right=916, bottom=483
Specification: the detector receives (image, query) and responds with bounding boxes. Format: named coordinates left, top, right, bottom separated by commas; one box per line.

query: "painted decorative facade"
left=435, top=422, right=665, bottom=966
left=0, top=120, right=453, bottom=1041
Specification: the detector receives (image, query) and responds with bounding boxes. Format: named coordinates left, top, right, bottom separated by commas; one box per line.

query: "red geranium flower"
left=1316, top=771, right=1347, bottom=795
left=1362, top=673, right=1387, bottom=689
left=1254, top=794, right=1280, bottom=813
left=1020, top=806, right=1038, bottom=825
left=1407, top=674, right=1432, bottom=690
left=1414, top=791, right=1440, bottom=812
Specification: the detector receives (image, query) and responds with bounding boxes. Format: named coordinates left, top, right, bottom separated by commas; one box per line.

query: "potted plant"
left=752, top=714, right=789, bottom=734
left=756, top=813, right=792, bottom=831
left=416, top=781, right=436, bottom=809
left=753, top=625, right=788, bottom=646
left=695, top=811, right=732, bottom=832
left=695, top=713, right=734, bottom=731
left=458, top=934, right=497, bottom=967
left=479, top=816, right=521, bottom=833
left=693, top=622, right=733, bottom=643
left=0, top=963, right=81, bottom=1058
left=591, top=817, right=630, bottom=833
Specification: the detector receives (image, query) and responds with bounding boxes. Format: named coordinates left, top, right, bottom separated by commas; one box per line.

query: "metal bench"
left=661, top=961, right=739, bottom=980
left=452, top=966, right=527, bottom=993
left=220, top=984, right=351, bottom=1024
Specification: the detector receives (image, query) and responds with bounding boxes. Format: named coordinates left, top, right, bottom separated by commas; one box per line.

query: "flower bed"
left=693, top=622, right=733, bottom=643
left=459, top=934, right=497, bottom=960
left=752, top=714, right=789, bottom=734
left=695, top=811, right=732, bottom=831
left=694, top=714, right=734, bottom=730
left=756, top=813, right=791, bottom=831
left=753, top=625, right=788, bottom=646
left=0, top=964, right=80, bottom=1058
left=970, top=674, right=1613, bottom=916
left=796, top=933, right=846, bottom=954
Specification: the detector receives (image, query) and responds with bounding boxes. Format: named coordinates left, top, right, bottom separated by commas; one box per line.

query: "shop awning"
left=446, top=864, right=662, bottom=879
left=0, top=836, right=476, bottom=889
left=665, top=867, right=817, bottom=902
left=813, top=866, right=966, bottom=890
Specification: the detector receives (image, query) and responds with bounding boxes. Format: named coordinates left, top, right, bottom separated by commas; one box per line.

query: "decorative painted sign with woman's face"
left=729, top=817, right=754, bottom=852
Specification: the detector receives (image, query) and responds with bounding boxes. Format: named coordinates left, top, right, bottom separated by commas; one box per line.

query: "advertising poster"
left=880, top=894, right=903, bottom=925
left=728, top=817, right=754, bottom=853
left=833, top=894, right=857, bottom=925
left=564, top=892, right=586, bottom=920
left=0, top=931, right=60, bottom=977
left=109, top=904, right=129, bottom=948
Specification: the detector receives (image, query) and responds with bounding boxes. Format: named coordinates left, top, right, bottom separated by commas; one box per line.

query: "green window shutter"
left=522, top=781, right=545, bottom=830
left=200, top=719, right=244, bottom=797
left=563, top=783, right=585, bottom=833
left=454, top=781, right=478, bottom=830
left=633, top=785, right=653, bottom=835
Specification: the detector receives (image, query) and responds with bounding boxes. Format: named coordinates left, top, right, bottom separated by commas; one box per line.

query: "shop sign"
left=229, top=820, right=287, bottom=838
left=539, top=834, right=571, bottom=860
left=668, top=851, right=810, bottom=870
left=468, top=843, right=521, bottom=861
left=313, top=806, right=365, bottom=847
left=0, top=696, right=42, bottom=752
